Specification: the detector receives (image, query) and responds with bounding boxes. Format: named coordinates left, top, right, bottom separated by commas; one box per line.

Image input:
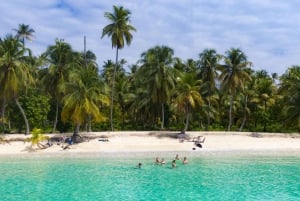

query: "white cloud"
left=1, top=0, right=300, bottom=75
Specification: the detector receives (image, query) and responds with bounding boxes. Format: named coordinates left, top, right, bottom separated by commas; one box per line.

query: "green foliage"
left=1, top=20, right=300, bottom=133
left=8, top=90, right=50, bottom=130
left=21, top=91, right=51, bottom=128
left=26, top=128, right=49, bottom=147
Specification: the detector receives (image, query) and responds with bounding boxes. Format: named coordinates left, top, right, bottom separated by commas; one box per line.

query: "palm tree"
left=137, top=45, right=177, bottom=129
left=198, top=49, right=221, bottom=130
left=253, top=71, right=279, bottom=131
left=238, top=71, right=256, bottom=131
left=41, top=39, right=73, bottom=133
left=219, top=48, right=252, bottom=131
left=172, top=72, right=204, bottom=132
left=279, top=66, right=300, bottom=132
left=13, top=24, right=35, bottom=45
left=61, top=65, right=109, bottom=142
left=0, top=35, right=34, bottom=134
left=101, top=5, right=136, bottom=131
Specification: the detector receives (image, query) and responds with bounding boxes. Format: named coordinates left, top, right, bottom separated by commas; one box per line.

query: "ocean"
left=0, top=152, right=299, bottom=201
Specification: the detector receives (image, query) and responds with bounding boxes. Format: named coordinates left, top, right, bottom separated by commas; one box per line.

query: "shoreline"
left=0, top=131, right=300, bottom=157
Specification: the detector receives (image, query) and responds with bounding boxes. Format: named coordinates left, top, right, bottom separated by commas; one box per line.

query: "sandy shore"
left=0, top=131, right=300, bottom=156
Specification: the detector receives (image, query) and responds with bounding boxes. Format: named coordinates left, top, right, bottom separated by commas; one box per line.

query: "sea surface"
left=0, top=152, right=299, bottom=201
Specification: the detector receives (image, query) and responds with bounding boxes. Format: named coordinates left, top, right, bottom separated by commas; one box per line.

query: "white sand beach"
left=0, top=131, right=300, bottom=156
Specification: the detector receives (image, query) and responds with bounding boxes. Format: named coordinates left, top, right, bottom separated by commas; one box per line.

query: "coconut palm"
left=279, top=66, right=300, bottom=132
left=198, top=49, right=221, bottom=130
left=13, top=24, right=35, bottom=45
left=237, top=73, right=256, bottom=131
left=127, top=66, right=157, bottom=129
left=252, top=70, right=281, bottom=131
left=172, top=72, right=204, bottom=132
left=41, top=39, right=73, bottom=133
left=0, top=35, right=34, bottom=134
left=102, top=5, right=136, bottom=131
left=219, top=48, right=252, bottom=131
left=61, top=64, right=109, bottom=141
left=137, top=45, right=177, bottom=129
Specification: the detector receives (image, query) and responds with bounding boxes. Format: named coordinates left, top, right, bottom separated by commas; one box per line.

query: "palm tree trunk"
left=15, top=98, right=30, bottom=135
left=206, top=98, right=211, bottom=131
left=121, top=107, right=125, bottom=130
left=239, top=95, right=248, bottom=131
left=263, top=101, right=267, bottom=132
left=298, top=115, right=300, bottom=133
left=161, top=103, right=165, bottom=130
left=73, top=123, right=80, bottom=135
left=88, top=114, right=92, bottom=132
left=1, top=99, right=6, bottom=133
left=184, top=107, right=190, bottom=132
left=110, top=47, right=119, bottom=131
left=72, top=123, right=81, bottom=143
left=52, top=100, right=59, bottom=133
left=227, top=95, right=233, bottom=131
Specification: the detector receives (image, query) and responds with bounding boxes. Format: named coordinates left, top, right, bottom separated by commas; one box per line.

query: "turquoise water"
left=0, top=153, right=300, bottom=201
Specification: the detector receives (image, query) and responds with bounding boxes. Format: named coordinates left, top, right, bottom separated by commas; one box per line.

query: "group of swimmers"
left=137, top=154, right=188, bottom=169
left=156, top=154, right=189, bottom=168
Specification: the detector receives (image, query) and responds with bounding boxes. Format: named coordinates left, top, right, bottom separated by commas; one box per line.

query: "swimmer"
left=160, top=158, right=166, bottom=165
left=183, top=157, right=188, bottom=164
left=175, top=154, right=179, bottom=160
left=137, top=163, right=142, bottom=168
left=155, top=157, right=160, bottom=164
left=172, top=160, right=176, bottom=168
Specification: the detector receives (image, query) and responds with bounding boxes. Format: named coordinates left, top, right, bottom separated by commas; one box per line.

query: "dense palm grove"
left=0, top=6, right=299, bottom=136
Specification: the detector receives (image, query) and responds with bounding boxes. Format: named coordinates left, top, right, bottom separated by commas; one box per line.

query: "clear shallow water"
left=0, top=154, right=300, bottom=201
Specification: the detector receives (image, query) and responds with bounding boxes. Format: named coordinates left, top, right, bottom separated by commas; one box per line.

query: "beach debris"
left=250, top=132, right=262, bottom=138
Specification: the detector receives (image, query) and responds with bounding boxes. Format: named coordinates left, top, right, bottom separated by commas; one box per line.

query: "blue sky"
left=1, top=0, right=300, bottom=75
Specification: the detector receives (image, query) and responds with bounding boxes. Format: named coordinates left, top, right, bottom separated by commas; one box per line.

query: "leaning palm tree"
left=219, top=48, right=252, bottom=131
left=172, top=72, right=204, bottom=132
left=0, top=35, right=34, bottom=134
left=101, top=5, right=136, bottom=131
left=13, top=24, right=35, bottom=45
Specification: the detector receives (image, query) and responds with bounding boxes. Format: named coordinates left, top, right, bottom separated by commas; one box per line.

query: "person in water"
left=155, top=157, right=160, bottom=164
left=183, top=157, right=188, bottom=164
left=175, top=154, right=180, bottom=160
left=137, top=163, right=142, bottom=168
left=160, top=158, right=166, bottom=165
left=172, top=160, right=176, bottom=168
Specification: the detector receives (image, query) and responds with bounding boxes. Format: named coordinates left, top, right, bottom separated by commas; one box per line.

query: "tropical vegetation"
left=0, top=6, right=299, bottom=136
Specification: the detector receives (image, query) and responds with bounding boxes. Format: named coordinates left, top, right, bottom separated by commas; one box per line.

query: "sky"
left=1, top=0, right=300, bottom=75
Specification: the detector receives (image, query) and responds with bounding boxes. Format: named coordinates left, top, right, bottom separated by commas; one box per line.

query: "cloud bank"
left=1, top=0, right=300, bottom=75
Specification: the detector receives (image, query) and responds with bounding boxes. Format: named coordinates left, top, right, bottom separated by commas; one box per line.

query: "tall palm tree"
left=137, top=45, right=177, bottom=129
left=172, top=72, right=204, bottom=132
left=237, top=69, right=256, bottom=131
left=41, top=39, right=73, bottom=133
left=219, top=48, right=252, bottom=131
left=13, top=24, right=35, bottom=45
left=101, top=5, right=136, bottom=131
left=198, top=49, right=221, bottom=130
left=61, top=65, right=109, bottom=141
left=0, top=35, right=34, bottom=134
